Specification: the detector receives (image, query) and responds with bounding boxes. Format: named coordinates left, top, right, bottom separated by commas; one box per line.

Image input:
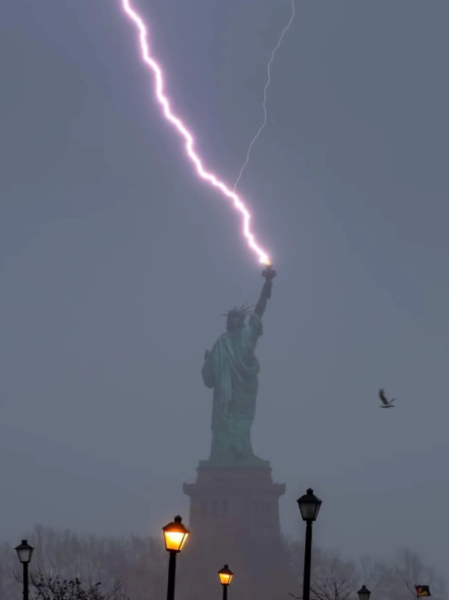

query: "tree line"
left=0, top=526, right=445, bottom=600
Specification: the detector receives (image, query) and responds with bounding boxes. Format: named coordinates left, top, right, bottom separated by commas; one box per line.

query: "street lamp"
left=162, top=516, right=189, bottom=600
left=218, top=565, right=234, bottom=600
left=15, top=540, right=34, bottom=600
left=357, top=586, right=371, bottom=600
left=297, top=488, right=322, bottom=600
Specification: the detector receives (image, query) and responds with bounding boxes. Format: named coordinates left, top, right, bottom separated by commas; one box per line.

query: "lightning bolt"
left=234, top=0, right=296, bottom=192
left=120, top=0, right=270, bottom=265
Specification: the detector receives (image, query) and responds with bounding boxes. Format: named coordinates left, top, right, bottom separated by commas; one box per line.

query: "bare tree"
left=312, top=549, right=358, bottom=591
left=1, top=527, right=446, bottom=600
left=355, top=548, right=446, bottom=600
left=387, top=548, right=446, bottom=600
left=311, top=578, right=352, bottom=600
left=357, top=554, right=391, bottom=597
left=0, top=526, right=167, bottom=600
left=290, top=579, right=351, bottom=600
left=0, top=540, right=20, bottom=600
left=289, top=548, right=357, bottom=600
left=288, top=546, right=447, bottom=600
left=29, top=573, right=127, bottom=600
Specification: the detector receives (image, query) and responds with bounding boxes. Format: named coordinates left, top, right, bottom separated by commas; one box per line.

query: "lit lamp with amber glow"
left=163, top=516, right=189, bottom=600
left=218, top=565, right=234, bottom=600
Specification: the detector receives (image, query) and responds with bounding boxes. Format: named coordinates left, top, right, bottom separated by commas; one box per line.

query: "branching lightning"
left=234, top=0, right=296, bottom=192
left=120, top=0, right=270, bottom=265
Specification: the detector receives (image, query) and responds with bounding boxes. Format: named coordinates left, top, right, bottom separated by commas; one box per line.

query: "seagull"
left=379, top=388, right=395, bottom=408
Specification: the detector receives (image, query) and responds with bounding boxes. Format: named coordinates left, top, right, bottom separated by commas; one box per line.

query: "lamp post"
left=162, top=516, right=189, bottom=600
left=357, top=586, right=371, bottom=600
left=297, top=488, right=322, bottom=600
left=218, top=565, right=234, bottom=600
left=15, top=540, right=34, bottom=600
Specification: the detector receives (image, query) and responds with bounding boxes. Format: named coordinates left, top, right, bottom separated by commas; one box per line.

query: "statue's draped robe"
left=202, top=315, right=263, bottom=464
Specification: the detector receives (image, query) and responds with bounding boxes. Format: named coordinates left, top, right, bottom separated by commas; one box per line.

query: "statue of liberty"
left=201, top=266, right=276, bottom=466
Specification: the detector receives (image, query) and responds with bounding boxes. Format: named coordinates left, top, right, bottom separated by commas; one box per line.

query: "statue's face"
left=226, top=315, right=245, bottom=332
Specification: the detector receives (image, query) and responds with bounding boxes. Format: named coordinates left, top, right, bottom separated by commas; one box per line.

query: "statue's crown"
left=222, top=305, right=253, bottom=319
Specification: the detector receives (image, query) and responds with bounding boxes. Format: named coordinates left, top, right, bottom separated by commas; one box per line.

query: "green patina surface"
left=201, top=276, right=274, bottom=467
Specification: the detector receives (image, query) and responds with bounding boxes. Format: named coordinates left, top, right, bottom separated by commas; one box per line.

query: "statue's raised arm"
left=254, top=263, right=276, bottom=319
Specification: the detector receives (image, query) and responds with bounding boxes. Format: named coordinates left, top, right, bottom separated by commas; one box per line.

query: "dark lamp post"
left=15, top=540, right=34, bottom=600
left=162, top=516, right=189, bottom=600
left=297, top=488, right=322, bottom=522
left=358, top=586, right=371, bottom=600
left=297, top=489, right=322, bottom=600
left=218, top=565, right=234, bottom=600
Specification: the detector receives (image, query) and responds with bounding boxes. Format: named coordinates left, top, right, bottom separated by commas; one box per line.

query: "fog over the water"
left=1, top=0, right=448, bottom=572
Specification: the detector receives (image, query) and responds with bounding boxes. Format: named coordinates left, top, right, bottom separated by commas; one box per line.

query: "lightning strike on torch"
left=120, top=0, right=271, bottom=265
left=234, top=0, right=296, bottom=192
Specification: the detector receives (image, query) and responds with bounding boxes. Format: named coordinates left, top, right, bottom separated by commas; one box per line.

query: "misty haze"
left=1, top=1, right=448, bottom=600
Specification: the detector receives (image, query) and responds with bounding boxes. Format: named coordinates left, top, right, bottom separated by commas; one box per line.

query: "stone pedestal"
left=180, top=463, right=287, bottom=600
left=183, top=462, right=285, bottom=542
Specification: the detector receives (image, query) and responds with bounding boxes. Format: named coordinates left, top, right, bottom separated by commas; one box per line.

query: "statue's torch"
left=262, top=262, right=276, bottom=299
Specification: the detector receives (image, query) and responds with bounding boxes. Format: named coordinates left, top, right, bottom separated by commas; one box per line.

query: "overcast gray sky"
left=1, top=0, right=449, bottom=572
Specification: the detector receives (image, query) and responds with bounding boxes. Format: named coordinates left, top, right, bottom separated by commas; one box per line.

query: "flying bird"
left=379, top=388, right=395, bottom=408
